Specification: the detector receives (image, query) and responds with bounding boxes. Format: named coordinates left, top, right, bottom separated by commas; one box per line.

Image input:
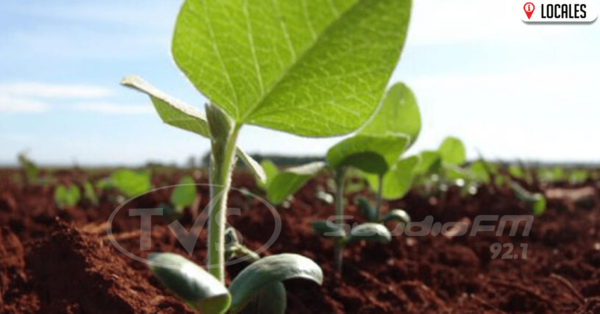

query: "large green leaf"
left=266, top=162, right=325, bottom=205
left=366, top=155, right=419, bottom=200
left=148, top=253, right=231, bottom=314
left=327, top=135, right=409, bottom=175
left=172, top=0, right=412, bottom=137
left=228, top=254, right=323, bottom=314
left=438, top=137, right=466, bottom=166
left=359, top=83, right=421, bottom=147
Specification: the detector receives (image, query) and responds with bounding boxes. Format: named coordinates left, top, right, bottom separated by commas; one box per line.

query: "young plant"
left=122, top=0, right=412, bottom=310
left=430, top=136, right=468, bottom=193
left=54, top=184, right=81, bottom=209
left=159, top=175, right=198, bottom=219
left=509, top=181, right=546, bottom=216
left=355, top=197, right=411, bottom=226
left=255, top=160, right=325, bottom=206
left=18, top=153, right=39, bottom=185
left=83, top=181, right=99, bottom=206
left=314, top=83, right=421, bottom=271
left=110, top=169, right=152, bottom=198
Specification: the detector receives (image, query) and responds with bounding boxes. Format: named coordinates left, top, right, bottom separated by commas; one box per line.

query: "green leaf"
left=238, top=282, right=287, bottom=314
left=228, top=254, right=323, bottom=314
left=366, top=156, right=419, bottom=200
left=236, top=148, right=267, bottom=185
left=414, top=151, right=441, bottom=176
left=359, top=83, right=421, bottom=147
left=148, top=253, right=231, bottom=314
left=257, top=160, right=279, bottom=190
left=327, top=135, right=409, bottom=175
left=172, top=0, right=412, bottom=137
left=171, top=176, right=196, bottom=211
left=311, top=220, right=346, bottom=238
left=83, top=181, right=98, bottom=206
left=469, top=161, right=491, bottom=183
left=532, top=194, right=546, bottom=217
left=438, top=137, right=466, bottom=166
left=355, top=196, right=377, bottom=222
left=509, top=182, right=546, bottom=216
left=346, top=223, right=391, bottom=243
left=122, top=75, right=266, bottom=184
left=266, top=162, right=325, bottom=205
left=111, top=169, right=151, bottom=198
left=18, top=153, right=39, bottom=183
left=121, top=74, right=210, bottom=137
left=508, top=165, right=525, bottom=179
left=382, top=209, right=410, bottom=225
left=54, top=184, right=81, bottom=209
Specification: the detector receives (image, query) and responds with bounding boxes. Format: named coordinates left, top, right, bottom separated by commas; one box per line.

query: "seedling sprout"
left=122, top=0, right=413, bottom=311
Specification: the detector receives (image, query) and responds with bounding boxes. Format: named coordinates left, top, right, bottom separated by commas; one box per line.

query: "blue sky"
left=1, top=0, right=599, bottom=166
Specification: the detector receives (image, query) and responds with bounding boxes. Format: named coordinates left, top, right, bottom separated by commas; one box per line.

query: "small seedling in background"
left=83, top=181, right=99, bottom=206
left=111, top=169, right=152, bottom=199
left=255, top=159, right=325, bottom=206
left=54, top=184, right=81, bottom=209
left=315, top=83, right=421, bottom=271
left=355, top=196, right=411, bottom=227
left=18, top=153, right=39, bottom=186
left=159, top=176, right=197, bottom=219
left=509, top=181, right=546, bottom=216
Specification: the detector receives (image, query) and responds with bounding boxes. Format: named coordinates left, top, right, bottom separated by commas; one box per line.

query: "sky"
left=0, top=0, right=599, bottom=166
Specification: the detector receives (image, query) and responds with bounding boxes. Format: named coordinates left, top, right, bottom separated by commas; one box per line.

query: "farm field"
left=2, top=0, right=599, bottom=313
left=1, top=166, right=600, bottom=313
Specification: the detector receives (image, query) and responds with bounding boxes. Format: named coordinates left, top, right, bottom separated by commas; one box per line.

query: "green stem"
left=334, top=168, right=346, bottom=272
left=374, top=174, right=383, bottom=221
left=208, top=124, right=241, bottom=283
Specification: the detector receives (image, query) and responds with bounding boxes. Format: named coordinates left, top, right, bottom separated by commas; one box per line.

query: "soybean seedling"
left=255, top=159, right=325, bottom=206
left=314, top=83, right=421, bottom=271
left=110, top=169, right=152, bottom=199
left=54, top=184, right=81, bottom=209
left=355, top=196, right=410, bottom=226
left=83, top=181, right=99, bottom=206
left=509, top=181, right=547, bottom=216
left=159, top=175, right=198, bottom=219
left=122, top=0, right=412, bottom=311
left=18, top=153, right=39, bottom=186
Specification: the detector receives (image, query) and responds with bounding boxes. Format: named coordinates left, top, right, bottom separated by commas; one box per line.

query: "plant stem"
left=334, top=168, right=346, bottom=272
left=208, top=124, right=241, bottom=283
left=374, top=174, right=383, bottom=221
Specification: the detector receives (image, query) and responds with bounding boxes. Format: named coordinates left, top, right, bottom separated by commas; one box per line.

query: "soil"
left=1, top=168, right=600, bottom=313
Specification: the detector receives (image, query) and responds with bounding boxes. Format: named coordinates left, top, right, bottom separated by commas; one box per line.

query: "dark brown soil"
left=1, top=168, right=600, bottom=313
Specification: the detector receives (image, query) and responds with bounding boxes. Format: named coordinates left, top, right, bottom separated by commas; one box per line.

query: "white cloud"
left=72, top=102, right=154, bottom=115
left=0, top=82, right=118, bottom=114
left=0, top=83, right=114, bottom=98
left=0, top=95, right=49, bottom=113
